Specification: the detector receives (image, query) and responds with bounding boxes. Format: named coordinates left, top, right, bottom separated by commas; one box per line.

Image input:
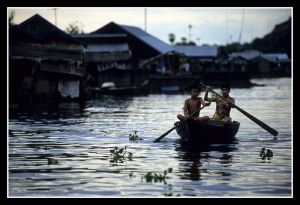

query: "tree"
left=181, top=37, right=187, bottom=44
left=168, top=33, right=175, bottom=45
left=222, top=42, right=244, bottom=53
left=65, top=21, right=84, bottom=34
left=174, top=37, right=196, bottom=46
left=221, top=17, right=291, bottom=57
left=9, top=10, right=15, bottom=26
left=187, top=41, right=196, bottom=46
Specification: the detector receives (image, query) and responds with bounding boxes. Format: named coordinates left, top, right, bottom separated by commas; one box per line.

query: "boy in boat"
left=177, top=84, right=210, bottom=122
left=204, top=84, right=235, bottom=122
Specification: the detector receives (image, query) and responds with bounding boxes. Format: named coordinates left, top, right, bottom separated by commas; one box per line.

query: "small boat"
left=89, top=86, right=137, bottom=95
left=160, top=85, right=180, bottom=93
left=88, top=83, right=138, bottom=95
left=175, top=119, right=240, bottom=145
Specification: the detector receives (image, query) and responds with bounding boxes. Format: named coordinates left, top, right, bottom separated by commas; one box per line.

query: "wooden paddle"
left=153, top=105, right=207, bottom=142
left=200, top=82, right=278, bottom=136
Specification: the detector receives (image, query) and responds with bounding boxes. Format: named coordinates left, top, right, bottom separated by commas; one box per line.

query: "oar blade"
left=200, top=82, right=279, bottom=137
left=153, top=126, right=176, bottom=142
left=270, top=129, right=278, bottom=137
left=233, top=105, right=278, bottom=136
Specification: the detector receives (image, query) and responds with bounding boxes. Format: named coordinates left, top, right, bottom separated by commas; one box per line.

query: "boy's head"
left=220, top=84, right=231, bottom=96
left=190, top=84, right=200, bottom=99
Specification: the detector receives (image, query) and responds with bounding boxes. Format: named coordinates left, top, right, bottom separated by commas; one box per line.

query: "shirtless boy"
left=177, top=84, right=210, bottom=122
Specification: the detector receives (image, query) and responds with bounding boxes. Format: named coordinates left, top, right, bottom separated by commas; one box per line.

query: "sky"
left=9, top=7, right=292, bottom=46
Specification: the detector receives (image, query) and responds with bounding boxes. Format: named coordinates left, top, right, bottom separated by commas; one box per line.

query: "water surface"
left=9, top=78, right=292, bottom=197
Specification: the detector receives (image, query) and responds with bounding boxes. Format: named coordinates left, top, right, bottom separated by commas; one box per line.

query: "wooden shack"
left=9, top=14, right=85, bottom=104
left=173, top=45, right=218, bottom=72
left=250, top=53, right=291, bottom=77
left=73, top=33, right=132, bottom=87
left=91, top=22, right=174, bottom=68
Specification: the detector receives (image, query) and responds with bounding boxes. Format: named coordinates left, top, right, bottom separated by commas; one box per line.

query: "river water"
left=8, top=78, right=292, bottom=197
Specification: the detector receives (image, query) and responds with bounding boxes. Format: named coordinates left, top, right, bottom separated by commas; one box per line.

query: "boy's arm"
left=183, top=99, right=189, bottom=116
left=229, top=97, right=235, bottom=107
left=204, top=86, right=215, bottom=102
left=200, top=97, right=210, bottom=106
left=231, top=98, right=235, bottom=104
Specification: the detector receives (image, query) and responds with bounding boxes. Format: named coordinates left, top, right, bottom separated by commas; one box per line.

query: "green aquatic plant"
left=260, top=147, right=273, bottom=160
left=47, top=158, right=59, bottom=165
left=142, top=168, right=173, bottom=184
left=129, top=130, right=142, bottom=141
left=110, top=146, right=133, bottom=163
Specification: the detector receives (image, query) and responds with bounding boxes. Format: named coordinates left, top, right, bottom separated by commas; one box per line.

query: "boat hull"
left=175, top=119, right=240, bottom=145
left=88, top=86, right=137, bottom=95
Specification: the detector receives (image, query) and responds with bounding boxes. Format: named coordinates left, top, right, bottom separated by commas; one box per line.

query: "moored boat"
left=175, top=119, right=240, bottom=145
left=88, top=86, right=137, bottom=95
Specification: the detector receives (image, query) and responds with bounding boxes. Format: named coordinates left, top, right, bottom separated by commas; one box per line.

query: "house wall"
left=34, top=77, right=50, bottom=95
left=9, top=58, right=83, bottom=104
left=258, top=59, right=270, bottom=73
left=248, top=56, right=291, bottom=77
left=148, top=71, right=252, bottom=93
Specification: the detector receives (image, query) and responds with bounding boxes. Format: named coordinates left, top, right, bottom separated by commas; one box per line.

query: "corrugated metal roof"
left=86, top=44, right=129, bottom=52
left=228, top=55, right=248, bottom=62
left=262, top=53, right=289, bottom=61
left=229, top=50, right=261, bottom=60
left=174, top=45, right=218, bottom=57
left=73, top=34, right=127, bottom=38
left=119, top=24, right=174, bottom=54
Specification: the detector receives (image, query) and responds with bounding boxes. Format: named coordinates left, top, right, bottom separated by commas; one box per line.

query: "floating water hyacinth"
left=110, top=146, right=133, bottom=163
left=47, top=158, right=59, bottom=165
left=260, top=147, right=273, bottom=160
left=129, top=130, right=142, bottom=141
left=142, top=168, right=173, bottom=184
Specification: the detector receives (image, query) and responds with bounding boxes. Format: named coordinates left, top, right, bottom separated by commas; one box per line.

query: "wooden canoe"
left=175, top=119, right=240, bottom=145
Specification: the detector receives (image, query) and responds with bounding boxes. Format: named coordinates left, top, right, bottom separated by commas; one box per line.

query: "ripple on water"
left=9, top=78, right=292, bottom=197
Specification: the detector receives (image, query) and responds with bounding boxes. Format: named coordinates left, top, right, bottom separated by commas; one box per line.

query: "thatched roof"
left=10, top=14, right=83, bottom=46
left=9, top=14, right=85, bottom=62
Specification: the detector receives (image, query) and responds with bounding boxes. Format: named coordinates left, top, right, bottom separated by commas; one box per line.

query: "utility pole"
left=226, top=9, right=228, bottom=44
left=229, top=35, right=233, bottom=43
left=53, top=8, right=57, bottom=26
left=188, top=24, right=192, bottom=43
left=238, top=9, right=245, bottom=44
left=144, top=8, right=147, bottom=32
left=196, top=37, right=200, bottom=45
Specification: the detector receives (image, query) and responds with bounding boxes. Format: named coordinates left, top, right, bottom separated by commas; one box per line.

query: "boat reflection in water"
left=175, top=140, right=239, bottom=182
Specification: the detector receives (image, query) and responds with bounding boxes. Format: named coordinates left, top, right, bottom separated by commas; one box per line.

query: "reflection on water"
left=176, top=143, right=237, bottom=182
left=9, top=78, right=292, bottom=197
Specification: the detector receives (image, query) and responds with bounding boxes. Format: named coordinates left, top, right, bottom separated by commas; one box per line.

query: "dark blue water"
left=8, top=78, right=292, bottom=197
